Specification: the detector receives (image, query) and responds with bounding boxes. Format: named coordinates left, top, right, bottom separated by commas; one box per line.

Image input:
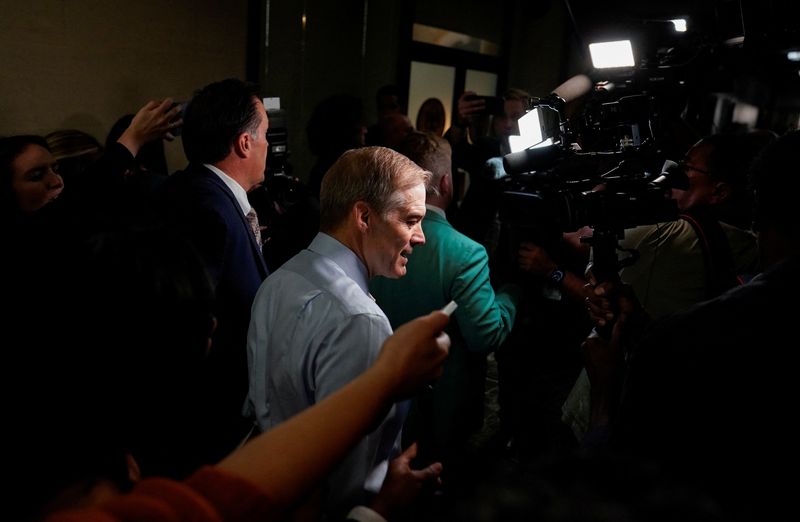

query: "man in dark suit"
left=157, top=78, right=270, bottom=467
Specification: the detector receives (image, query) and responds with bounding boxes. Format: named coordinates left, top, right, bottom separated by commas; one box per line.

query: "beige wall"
left=0, top=0, right=249, bottom=173
left=0, top=0, right=571, bottom=180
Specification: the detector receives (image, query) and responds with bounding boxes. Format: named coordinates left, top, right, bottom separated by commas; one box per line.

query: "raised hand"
left=118, top=98, right=183, bottom=156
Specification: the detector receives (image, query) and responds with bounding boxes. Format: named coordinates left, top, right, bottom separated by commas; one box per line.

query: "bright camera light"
left=589, top=40, right=635, bottom=69
left=508, top=135, right=528, bottom=154
left=509, top=105, right=562, bottom=153
left=787, top=51, right=800, bottom=62
left=671, top=19, right=687, bottom=32
left=508, top=109, right=544, bottom=153
left=507, top=135, right=553, bottom=153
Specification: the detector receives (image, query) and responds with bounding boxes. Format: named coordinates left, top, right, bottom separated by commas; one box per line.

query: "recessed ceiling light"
left=671, top=19, right=687, bottom=32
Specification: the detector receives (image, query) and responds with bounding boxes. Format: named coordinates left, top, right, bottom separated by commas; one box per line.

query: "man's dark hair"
left=182, top=78, right=262, bottom=165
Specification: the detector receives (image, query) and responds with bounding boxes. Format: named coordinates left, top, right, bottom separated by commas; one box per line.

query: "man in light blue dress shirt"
left=245, top=146, right=430, bottom=518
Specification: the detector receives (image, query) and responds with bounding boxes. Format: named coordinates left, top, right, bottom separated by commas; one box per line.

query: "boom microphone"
left=551, top=74, right=593, bottom=103
left=503, top=143, right=563, bottom=175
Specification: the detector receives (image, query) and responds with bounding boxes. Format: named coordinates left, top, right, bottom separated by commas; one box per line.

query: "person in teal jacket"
left=370, top=131, right=520, bottom=474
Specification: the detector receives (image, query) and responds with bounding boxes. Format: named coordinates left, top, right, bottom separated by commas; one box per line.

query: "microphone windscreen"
left=503, top=144, right=562, bottom=175
left=552, top=74, right=593, bottom=103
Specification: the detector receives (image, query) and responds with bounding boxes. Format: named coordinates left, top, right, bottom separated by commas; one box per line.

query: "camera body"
left=500, top=153, right=678, bottom=235
left=498, top=88, right=683, bottom=238
left=265, top=107, right=289, bottom=177
left=494, top=79, right=691, bottom=288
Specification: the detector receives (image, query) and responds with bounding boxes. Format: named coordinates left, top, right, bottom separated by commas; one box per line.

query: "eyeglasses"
left=677, top=161, right=712, bottom=177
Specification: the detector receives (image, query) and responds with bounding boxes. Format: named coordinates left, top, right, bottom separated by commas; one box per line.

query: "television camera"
left=497, top=80, right=690, bottom=287
left=248, top=102, right=320, bottom=272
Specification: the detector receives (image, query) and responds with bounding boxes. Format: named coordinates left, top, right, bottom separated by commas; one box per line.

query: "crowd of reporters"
left=2, top=75, right=798, bottom=521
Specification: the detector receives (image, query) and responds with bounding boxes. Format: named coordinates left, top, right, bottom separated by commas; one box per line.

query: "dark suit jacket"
left=157, top=164, right=269, bottom=465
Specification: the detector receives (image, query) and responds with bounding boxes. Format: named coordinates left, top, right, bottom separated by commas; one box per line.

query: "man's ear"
left=354, top=201, right=370, bottom=231
left=233, top=132, right=251, bottom=159
left=712, top=181, right=732, bottom=204
left=441, top=171, right=453, bottom=199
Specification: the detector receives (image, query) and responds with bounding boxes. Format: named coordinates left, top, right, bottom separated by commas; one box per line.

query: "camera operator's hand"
left=583, top=279, right=648, bottom=335
left=583, top=278, right=616, bottom=328
left=581, top=282, right=646, bottom=427
left=118, top=98, right=183, bottom=157
left=564, top=226, right=593, bottom=257
left=518, top=241, right=557, bottom=276
left=518, top=240, right=597, bottom=303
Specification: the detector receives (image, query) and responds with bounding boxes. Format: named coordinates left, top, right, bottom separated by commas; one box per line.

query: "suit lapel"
left=198, top=166, right=269, bottom=276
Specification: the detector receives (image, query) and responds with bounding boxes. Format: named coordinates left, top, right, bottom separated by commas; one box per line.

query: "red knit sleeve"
left=45, top=466, right=273, bottom=522
left=182, top=466, right=274, bottom=521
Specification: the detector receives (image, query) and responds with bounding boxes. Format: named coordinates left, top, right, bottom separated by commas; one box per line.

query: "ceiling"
left=561, top=0, right=800, bottom=98
left=584, top=1, right=796, bottom=50
left=565, top=0, right=798, bottom=43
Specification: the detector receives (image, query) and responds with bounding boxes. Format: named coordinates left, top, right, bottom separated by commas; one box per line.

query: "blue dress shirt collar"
left=307, top=232, right=371, bottom=296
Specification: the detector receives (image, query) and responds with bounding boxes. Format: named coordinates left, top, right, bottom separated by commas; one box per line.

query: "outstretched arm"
left=217, top=311, right=451, bottom=515
left=117, top=98, right=183, bottom=157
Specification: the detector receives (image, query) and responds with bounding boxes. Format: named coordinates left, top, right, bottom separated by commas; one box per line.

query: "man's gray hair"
left=319, top=146, right=431, bottom=231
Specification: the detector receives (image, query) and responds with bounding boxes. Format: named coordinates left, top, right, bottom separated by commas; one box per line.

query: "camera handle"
left=581, top=227, right=639, bottom=339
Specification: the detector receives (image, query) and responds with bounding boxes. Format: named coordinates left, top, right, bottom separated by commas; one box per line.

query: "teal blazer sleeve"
left=448, top=236, right=519, bottom=352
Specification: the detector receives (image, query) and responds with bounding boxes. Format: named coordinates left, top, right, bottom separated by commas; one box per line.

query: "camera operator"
left=577, top=129, right=800, bottom=522
left=615, top=132, right=774, bottom=316
left=556, top=130, right=775, bottom=440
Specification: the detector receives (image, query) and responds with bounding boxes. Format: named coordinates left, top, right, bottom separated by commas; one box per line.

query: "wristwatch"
left=548, top=267, right=566, bottom=286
